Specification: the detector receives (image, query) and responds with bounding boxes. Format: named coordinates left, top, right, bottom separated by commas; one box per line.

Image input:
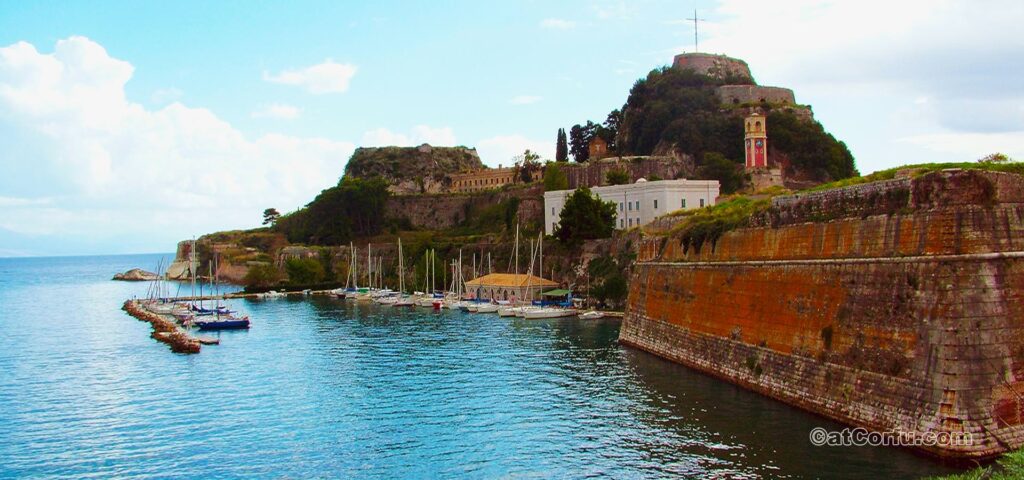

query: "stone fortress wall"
left=716, top=85, right=796, bottom=105
left=622, top=169, right=1024, bottom=459
left=672, top=52, right=752, bottom=79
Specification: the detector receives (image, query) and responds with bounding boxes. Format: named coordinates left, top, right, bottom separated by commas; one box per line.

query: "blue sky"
left=2, top=0, right=1023, bottom=256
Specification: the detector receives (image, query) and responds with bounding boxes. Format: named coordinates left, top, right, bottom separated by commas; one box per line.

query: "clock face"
left=755, top=139, right=764, bottom=147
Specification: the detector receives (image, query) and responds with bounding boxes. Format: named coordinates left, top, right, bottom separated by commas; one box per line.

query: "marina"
left=0, top=253, right=957, bottom=478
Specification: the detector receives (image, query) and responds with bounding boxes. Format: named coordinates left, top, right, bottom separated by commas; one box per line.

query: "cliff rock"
left=344, top=144, right=485, bottom=194
left=112, top=268, right=158, bottom=281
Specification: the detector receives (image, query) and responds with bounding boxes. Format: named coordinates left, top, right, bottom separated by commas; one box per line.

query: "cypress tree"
left=556, top=128, right=568, bottom=162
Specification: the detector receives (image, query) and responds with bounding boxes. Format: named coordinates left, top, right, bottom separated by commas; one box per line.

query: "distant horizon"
left=0, top=251, right=175, bottom=260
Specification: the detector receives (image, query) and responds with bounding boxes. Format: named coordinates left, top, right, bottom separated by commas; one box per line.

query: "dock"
left=122, top=300, right=220, bottom=353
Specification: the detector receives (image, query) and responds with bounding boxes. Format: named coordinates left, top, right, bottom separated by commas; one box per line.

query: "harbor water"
left=0, top=254, right=959, bottom=478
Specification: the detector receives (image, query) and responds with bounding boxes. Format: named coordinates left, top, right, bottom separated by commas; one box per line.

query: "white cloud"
left=685, top=0, right=1024, bottom=173
left=251, top=103, right=301, bottom=120
left=898, top=131, right=1024, bottom=161
left=477, top=134, right=554, bottom=167
left=361, top=125, right=457, bottom=147
left=0, top=36, right=355, bottom=252
left=151, top=87, right=182, bottom=104
left=263, top=59, right=357, bottom=94
left=509, top=95, right=542, bottom=105
left=0, top=196, right=51, bottom=207
left=540, top=18, right=576, bottom=29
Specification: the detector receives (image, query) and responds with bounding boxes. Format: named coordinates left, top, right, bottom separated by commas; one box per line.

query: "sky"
left=1, top=0, right=1022, bottom=257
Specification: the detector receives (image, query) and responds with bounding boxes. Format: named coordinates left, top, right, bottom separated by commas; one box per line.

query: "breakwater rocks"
left=122, top=301, right=201, bottom=354
left=622, top=169, right=1024, bottom=459
left=112, top=268, right=159, bottom=281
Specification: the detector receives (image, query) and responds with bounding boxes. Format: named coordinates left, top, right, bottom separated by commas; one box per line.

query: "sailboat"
left=194, top=252, right=251, bottom=330
left=392, top=238, right=415, bottom=307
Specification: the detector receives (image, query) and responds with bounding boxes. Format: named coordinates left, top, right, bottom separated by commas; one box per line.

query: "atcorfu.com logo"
left=809, top=427, right=973, bottom=447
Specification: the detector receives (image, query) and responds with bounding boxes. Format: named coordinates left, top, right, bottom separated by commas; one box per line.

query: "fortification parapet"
left=672, top=53, right=752, bottom=80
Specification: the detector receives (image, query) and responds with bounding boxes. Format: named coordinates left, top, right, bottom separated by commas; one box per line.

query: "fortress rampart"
left=622, top=169, right=1024, bottom=459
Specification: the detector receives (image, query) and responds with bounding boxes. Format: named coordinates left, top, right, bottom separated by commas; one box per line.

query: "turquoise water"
left=0, top=254, right=959, bottom=479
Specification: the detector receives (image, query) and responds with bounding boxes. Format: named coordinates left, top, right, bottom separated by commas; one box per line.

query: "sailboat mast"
left=514, top=224, right=519, bottom=276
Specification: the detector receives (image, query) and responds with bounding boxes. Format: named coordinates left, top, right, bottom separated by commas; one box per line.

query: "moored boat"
left=523, top=308, right=577, bottom=319
left=195, top=314, right=251, bottom=330
left=476, top=303, right=499, bottom=314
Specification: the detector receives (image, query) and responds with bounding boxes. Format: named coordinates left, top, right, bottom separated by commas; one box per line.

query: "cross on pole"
left=687, top=9, right=704, bottom=52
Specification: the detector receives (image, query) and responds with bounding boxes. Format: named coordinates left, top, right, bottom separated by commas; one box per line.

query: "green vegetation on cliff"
left=274, top=176, right=391, bottom=245
left=928, top=449, right=1024, bottom=480
left=667, top=195, right=771, bottom=253
left=605, top=66, right=855, bottom=183
left=807, top=158, right=1024, bottom=192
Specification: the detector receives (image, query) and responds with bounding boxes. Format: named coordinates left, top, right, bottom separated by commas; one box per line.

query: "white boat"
left=579, top=310, right=604, bottom=320
left=466, top=303, right=480, bottom=313
left=476, top=303, right=499, bottom=314
left=149, top=303, right=175, bottom=314
left=393, top=295, right=415, bottom=307
left=415, top=296, right=435, bottom=307
left=497, top=306, right=519, bottom=317
left=513, top=306, right=541, bottom=318
left=257, top=290, right=286, bottom=299
left=523, top=308, right=577, bottom=319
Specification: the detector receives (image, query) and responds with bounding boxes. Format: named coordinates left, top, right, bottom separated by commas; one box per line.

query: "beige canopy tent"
left=464, top=273, right=558, bottom=301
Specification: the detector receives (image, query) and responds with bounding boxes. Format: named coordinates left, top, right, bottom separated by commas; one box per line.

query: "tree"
left=979, top=153, right=1012, bottom=164
left=605, top=168, right=629, bottom=185
left=543, top=162, right=569, bottom=191
left=273, top=176, right=391, bottom=245
left=285, top=257, right=326, bottom=284
left=697, top=152, right=745, bottom=194
left=554, top=187, right=616, bottom=245
left=514, top=149, right=542, bottom=183
left=601, top=109, right=622, bottom=151
left=569, top=124, right=589, bottom=162
left=556, top=128, right=569, bottom=162
left=262, top=208, right=280, bottom=226
left=243, top=263, right=283, bottom=288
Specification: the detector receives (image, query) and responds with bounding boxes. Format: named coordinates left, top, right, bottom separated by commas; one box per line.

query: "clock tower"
left=744, top=113, right=768, bottom=169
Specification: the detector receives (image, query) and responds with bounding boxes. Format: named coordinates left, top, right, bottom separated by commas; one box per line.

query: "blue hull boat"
left=195, top=317, right=251, bottom=330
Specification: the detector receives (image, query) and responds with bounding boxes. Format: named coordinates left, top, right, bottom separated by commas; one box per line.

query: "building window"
left=620, top=219, right=624, bottom=228
left=551, top=207, right=555, bottom=215
left=700, top=198, right=705, bottom=207
left=682, top=198, right=686, bottom=208
left=552, top=222, right=557, bottom=231
left=628, top=202, right=632, bottom=211
left=636, top=201, right=640, bottom=210
left=653, top=199, right=658, bottom=209
left=628, top=218, right=633, bottom=227
left=619, top=202, right=623, bottom=211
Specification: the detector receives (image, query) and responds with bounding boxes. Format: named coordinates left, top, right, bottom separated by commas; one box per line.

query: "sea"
left=0, top=253, right=960, bottom=478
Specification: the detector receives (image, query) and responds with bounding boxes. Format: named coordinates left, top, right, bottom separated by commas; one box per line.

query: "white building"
left=543, top=178, right=721, bottom=235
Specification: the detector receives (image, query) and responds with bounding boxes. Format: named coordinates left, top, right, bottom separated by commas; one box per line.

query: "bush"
left=544, top=163, right=569, bottom=191
left=697, top=152, right=745, bottom=194
left=243, top=263, right=283, bottom=288
left=285, top=257, right=325, bottom=284
left=606, top=168, right=630, bottom=185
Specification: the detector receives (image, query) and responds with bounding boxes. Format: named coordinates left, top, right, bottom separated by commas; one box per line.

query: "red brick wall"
left=622, top=170, right=1024, bottom=459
